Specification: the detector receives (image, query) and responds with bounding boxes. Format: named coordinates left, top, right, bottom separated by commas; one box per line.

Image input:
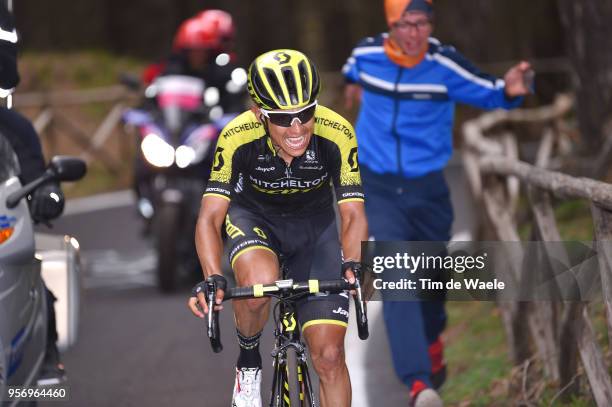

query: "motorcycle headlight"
left=175, top=145, right=196, bottom=169
left=141, top=133, right=175, bottom=167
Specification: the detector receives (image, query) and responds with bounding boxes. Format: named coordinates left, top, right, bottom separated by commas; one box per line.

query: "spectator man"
left=343, top=0, right=532, bottom=405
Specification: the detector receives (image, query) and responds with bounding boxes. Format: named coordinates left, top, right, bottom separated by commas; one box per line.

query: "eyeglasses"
left=393, top=19, right=431, bottom=32
left=260, top=101, right=317, bottom=127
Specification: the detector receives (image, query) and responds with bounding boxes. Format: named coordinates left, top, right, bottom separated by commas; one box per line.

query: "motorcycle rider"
left=142, top=9, right=246, bottom=113
left=134, top=9, right=247, bottom=224
left=1, top=0, right=66, bottom=385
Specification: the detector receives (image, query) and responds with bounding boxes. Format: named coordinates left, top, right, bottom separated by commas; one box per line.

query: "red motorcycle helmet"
left=173, top=10, right=235, bottom=52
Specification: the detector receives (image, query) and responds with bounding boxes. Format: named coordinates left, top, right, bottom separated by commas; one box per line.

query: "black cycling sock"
left=236, top=329, right=262, bottom=369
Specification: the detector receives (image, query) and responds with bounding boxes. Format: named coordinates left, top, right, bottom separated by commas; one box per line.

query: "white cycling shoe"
left=231, top=367, right=262, bottom=407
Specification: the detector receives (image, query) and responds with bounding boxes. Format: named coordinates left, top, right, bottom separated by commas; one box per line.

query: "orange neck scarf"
left=383, top=37, right=427, bottom=68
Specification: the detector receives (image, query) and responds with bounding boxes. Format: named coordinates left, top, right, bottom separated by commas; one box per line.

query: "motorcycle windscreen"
left=154, top=75, right=205, bottom=136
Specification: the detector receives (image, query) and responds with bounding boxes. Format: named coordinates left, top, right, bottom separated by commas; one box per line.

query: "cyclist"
left=187, top=49, right=367, bottom=407
left=142, top=9, right=246, bottom=114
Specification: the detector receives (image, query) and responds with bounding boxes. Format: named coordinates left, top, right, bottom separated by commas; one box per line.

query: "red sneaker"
left=429, top=337, right=446, bottom=389
left=410, top=380, right=443, bottom=407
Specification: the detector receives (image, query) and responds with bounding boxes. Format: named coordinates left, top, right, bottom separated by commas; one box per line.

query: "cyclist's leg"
left=225, top=205, right=280, bottom=406
left=287, top=213, right=351, bottom=407
left=226, top=205, right=280, bottom=338
left=303, top=324, right=350, bottom=407
left=233, top=248, right=279, bottom=330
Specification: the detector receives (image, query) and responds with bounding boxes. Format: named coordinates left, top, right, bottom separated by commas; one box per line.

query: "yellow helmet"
left=247, top=49, right=321, bottom=110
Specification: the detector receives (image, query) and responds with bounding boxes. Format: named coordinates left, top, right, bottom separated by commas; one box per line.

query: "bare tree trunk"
left=557, top=0, right=612, bottom=159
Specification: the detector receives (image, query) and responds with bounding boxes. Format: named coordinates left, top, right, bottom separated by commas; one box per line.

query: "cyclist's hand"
left=187, top=276, right=226, bottom=318
left=345, top=270, right=358, bottom=296
left=342, top=261, right=358, bottom=296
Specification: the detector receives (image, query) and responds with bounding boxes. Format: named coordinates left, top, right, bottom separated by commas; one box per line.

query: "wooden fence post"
left=576, top=306, right=612, bottom=406
left=590, top=204, right=612, bottom=350
left=482, top=179, right=532, bottom=364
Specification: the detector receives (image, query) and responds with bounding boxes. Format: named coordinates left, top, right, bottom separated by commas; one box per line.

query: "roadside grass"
left=446, top=194, right=606, bottom=406
left=442, top=301, right=603, bottom=406
left=19, top=50, right=145, bottom=91
left=442, top=302, right=511, bottom=406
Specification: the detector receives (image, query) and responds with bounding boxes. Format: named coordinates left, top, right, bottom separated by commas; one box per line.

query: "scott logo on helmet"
left=273, top=52, right=291, bottom=65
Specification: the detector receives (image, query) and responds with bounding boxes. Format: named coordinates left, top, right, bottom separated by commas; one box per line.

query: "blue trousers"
left=361, top=166, right=452, bottom=389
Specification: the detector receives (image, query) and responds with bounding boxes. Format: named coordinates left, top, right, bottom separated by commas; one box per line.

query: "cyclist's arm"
left=190, top=194, right=228, bottom=317
left=338, top=201, right=368, bottom=282
left=196, top=113, right=251, bottom=276
left=195, top=194, right=229, bottom=278
left=321, top=109, right=368, bottom=278
left=196, top=117, right=242, bottom=277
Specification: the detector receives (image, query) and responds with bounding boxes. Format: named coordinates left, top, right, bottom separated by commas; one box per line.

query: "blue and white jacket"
left=343, top=34, right=523, bottom=178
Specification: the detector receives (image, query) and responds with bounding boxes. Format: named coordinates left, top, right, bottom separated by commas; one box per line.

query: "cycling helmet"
left=173, top=10, right=234, bottom=51
left=247, top=49, right=320, bottom=110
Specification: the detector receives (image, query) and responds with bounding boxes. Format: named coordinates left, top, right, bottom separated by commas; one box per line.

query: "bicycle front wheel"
left=271, top=349, right=317, bottom=407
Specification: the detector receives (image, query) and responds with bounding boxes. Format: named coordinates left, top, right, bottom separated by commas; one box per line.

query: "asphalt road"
left=35, top=200, right=278, bottom=407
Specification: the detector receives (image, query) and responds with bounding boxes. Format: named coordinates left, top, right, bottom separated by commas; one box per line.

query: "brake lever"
left=351, top=266, right=369, bottom=340
left=206, top=280, right=223, bottom=353
left=206, top=280, right=215, bottom=336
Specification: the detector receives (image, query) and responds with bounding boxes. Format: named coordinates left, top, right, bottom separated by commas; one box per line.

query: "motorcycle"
left=122, top=74, right=233, bottom=292
left=0, top=133, right=86, bottom=405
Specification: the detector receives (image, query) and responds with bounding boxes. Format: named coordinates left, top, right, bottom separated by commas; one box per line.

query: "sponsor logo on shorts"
left=332, top=307, right=349, bottom=318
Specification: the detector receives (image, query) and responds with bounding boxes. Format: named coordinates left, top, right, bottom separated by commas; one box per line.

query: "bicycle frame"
left=269, top=298, right=316, bottom=407
left=203, top=269, right=369, bottom=407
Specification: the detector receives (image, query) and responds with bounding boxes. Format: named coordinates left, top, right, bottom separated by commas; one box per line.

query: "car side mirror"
left=6, top=156, right=87, bottom=209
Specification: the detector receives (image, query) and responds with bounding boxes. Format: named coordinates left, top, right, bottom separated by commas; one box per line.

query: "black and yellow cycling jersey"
left=204, top=104, right=365, bottom=215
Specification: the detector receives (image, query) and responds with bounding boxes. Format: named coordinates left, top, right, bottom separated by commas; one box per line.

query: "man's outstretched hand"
left=504, top=61, right=534, bottom=98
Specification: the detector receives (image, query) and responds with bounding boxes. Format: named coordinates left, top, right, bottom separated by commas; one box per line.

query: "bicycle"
left=203, top=265, right=369, bottom=407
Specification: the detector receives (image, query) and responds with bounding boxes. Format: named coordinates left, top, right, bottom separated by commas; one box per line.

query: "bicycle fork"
left=270, top=311, right=317, bottom=407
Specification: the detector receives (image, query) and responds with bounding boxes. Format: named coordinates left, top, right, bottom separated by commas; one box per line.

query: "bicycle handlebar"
left=224, top=279, right=351, bottom=300
left=205, top=277, right=368, bottom=353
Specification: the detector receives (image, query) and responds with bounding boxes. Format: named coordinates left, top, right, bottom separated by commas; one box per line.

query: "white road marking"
left=82, top=249, right=156, bottom=289
left=64, top=190, right=135, bottom=216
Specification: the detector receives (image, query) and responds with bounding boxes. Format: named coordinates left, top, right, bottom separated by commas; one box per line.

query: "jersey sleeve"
left=203, top=123, right=241, bottom=201
left=319, top=111, right=365, bottom=205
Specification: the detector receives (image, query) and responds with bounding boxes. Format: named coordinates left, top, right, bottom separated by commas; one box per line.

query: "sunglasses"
left=260, top=101, right=317, bottom=127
